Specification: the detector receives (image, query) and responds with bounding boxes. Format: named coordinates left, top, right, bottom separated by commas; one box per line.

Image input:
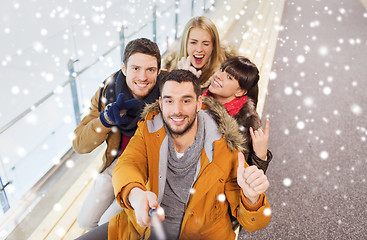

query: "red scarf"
left=203, top=89, right=248, bottom=116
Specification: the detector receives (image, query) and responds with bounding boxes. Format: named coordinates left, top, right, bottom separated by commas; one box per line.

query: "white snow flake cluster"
left=283, top=178, right=292, bottom=187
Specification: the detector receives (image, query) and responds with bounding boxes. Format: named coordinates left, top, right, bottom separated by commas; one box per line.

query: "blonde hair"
left=172, top=16, right=227, bottom=85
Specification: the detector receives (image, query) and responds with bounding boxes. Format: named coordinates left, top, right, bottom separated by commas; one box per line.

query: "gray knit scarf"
left=158, top=111, right=205, bottom=240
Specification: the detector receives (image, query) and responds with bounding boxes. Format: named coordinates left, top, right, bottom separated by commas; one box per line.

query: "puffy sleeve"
left=72, top=84, right=111, bottom=154
left=112, top=121, right=149, bottom=209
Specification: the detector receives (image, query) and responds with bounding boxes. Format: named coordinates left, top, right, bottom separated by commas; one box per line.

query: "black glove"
left=99, top=93, right=139, bottom=127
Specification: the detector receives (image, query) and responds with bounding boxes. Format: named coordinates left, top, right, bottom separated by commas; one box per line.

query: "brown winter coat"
left=72, top=73, right=121, bottom=172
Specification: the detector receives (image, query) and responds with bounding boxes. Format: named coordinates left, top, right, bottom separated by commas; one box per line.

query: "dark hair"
left=123, top=38, right=161, bottom=70
left=220, top=57, right=259, bottom=92
left=159, top=70, right=201, bottom=98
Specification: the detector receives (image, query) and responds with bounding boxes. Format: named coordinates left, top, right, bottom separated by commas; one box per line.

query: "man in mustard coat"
left=112, top=69, right=271, bottom=239
left=75, top=69, right=271, bottom=240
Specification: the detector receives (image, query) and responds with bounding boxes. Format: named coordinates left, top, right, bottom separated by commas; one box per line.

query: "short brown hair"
left=123, top=38, right=161, bottom=70
left=159, top=70, right=201, bottom=98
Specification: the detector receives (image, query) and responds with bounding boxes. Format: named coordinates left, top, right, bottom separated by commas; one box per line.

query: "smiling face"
left=186, top=27, right=214, bottom=70
left=122, top=53, right=160, bottom=100
left=159, top=81, right=202, bottom=136
left=208, top=69, right=246, bottom=104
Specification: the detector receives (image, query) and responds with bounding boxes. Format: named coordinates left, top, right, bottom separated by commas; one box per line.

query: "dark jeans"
left=74, top=222, right=108, bottom=240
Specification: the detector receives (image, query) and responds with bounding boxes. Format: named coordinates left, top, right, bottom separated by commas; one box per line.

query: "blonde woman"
left=164, top=16, right=259, bottom=102
left=165, top=16, right=227, bottom=86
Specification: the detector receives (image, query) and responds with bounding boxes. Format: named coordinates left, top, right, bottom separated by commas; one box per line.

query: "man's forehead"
left=127, top=53, right=158, bottom=67
left=162, top=81, right=196, bottom=96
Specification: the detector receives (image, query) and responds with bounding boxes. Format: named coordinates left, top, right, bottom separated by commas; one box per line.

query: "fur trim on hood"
left=140, top=97, right=245, bottom=152
left=233, top=98, right=261, bottom=154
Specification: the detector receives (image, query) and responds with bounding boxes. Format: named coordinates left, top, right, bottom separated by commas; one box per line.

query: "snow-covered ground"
left=0, top=0, right=214, bottom=217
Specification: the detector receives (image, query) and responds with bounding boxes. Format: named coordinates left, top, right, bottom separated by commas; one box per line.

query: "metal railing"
left=0, top=0, right=214, bottom=214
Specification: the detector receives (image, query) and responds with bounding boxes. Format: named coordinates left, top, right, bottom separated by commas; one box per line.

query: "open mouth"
left=193, top=55, right=204, bottom=65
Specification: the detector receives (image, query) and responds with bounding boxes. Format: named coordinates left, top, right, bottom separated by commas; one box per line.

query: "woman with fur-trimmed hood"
left=203, top=56, right=272, bottom=173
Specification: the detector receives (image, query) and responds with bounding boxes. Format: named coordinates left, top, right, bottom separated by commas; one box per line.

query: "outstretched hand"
left=237, top=152, right=269, bottom=205
left=177, top=56, right=202, bottom=78
left=250, top=119, right=270, bottom=160
left=129, top=188, right=165, bottom=227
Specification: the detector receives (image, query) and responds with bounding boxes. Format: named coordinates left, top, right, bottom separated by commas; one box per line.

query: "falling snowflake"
left=11, top=86, right=20, bottom=95
left=323, top=86, right=331, bottom=95
left=263, top=208, right=271, bottom=216
left=350, top=104, right=362, bottom=116
left=303, top=97, right=314, bottom=107
left=7, top=185, right=15, bottom=193
left=217, top=193, right=226, bottom=202
left=269, top=71, right=277, bottom=80
left=189, top=188, right=196, bottom=194
left=56, top=227, right=66, bottom=237
left=318, top=46, right=329, bottom=56
left=66, top=160, right=75, bottom=168
left=284, top=86, right=293, bottom=95
left=320, top=151, right=329, bottom=160
left=33, top=42, right=44, bottom=52
left=40, top=28, right=48, bottom=36
left=63, top=115, right=72, bottom=124
left=110, top=149, right=118, bottom=156
left=283, top=178, right=292, bottom=187
left=296, top=55, right=305, bottom=63
left=53, top=203, right=62, bottom=211
left=26, top=113, right=38, bottom=125
left=309, top=20, right=320, bottom=28
left=296, top=121, right=305, bottom=129
left=52, top=157, right=61, bottom=165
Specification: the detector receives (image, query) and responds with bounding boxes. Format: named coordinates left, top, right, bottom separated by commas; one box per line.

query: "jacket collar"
left=140, top=97, right=244, bottom=152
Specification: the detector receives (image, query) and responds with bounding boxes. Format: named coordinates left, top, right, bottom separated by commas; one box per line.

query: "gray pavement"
left=239, top=0, right=367, bottom=239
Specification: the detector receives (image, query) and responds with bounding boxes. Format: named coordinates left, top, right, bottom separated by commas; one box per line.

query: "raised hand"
left=128, top=188, right=165, bottom=227
left=237, top=152, right=269, bottom=204
left=249, top=119, right=270, bottom=160
left=177, top=56, right=202, bottom=78
left=100, top=93, right=139, bottom=127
